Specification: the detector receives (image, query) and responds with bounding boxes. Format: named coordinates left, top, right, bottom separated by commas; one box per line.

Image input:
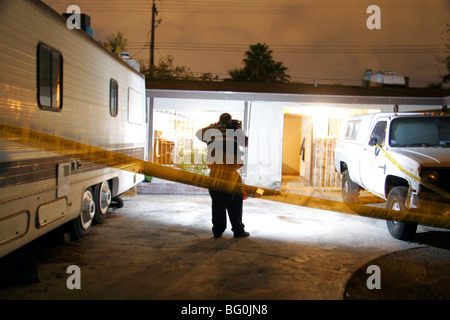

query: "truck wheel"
left=342, top=170, right=359, bottom=203
left=93, top=181, right=112, bottom=224
left=386, top=186, right=417, bottom=241
left=71, top=187, right=95, bottom=240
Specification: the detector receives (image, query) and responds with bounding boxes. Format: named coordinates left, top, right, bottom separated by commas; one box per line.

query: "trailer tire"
left=342, top=170, right=359, bottom=203
left=71, top=187, right=95, bottom=239
left=386, top=186, right=417, bottom=241
left=93, top=181, right=112, bottom=224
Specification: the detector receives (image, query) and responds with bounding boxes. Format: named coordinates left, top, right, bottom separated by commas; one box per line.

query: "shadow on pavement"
left=344, top=229, right=450, bottom=300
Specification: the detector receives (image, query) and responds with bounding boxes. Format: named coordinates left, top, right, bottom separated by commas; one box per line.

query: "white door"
left=360, top=120, right=389, bottom=198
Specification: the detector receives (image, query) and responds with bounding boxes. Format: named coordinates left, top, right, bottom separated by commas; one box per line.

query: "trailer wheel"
left=71, top=187, right=95, bottom=239
left=93, top=181, right=112, bottom=224
left=386, top=186, right=417, bottom=241
left=342, top=170, right=359, bottom=203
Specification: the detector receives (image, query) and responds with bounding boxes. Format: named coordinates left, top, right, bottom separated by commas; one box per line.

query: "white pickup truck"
left=334, top=112, right=450, bottom=240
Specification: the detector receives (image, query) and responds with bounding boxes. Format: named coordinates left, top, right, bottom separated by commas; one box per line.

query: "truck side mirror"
left=369, top=137, right=378, bottom=146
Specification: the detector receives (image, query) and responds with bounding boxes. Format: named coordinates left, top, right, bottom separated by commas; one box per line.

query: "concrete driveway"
left=0, top=194, right=449, bottom=301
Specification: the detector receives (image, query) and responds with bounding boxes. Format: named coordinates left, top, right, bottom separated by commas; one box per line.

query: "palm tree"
left=243, top=43, right=274, bottom=81
left=228, top=43, right=290, bottom=83
left=227, top=67, right=247, bottom=82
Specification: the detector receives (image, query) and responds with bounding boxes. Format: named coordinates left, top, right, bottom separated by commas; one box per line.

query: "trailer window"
left=128, top=88, right=144, bottom=125
left=37, top=43, right=62, bottom=111
left=110, top=79, right=118, bottom=117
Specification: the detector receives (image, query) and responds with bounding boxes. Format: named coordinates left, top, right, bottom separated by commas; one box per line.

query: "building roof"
left=146, top=80, right=450, bottom=106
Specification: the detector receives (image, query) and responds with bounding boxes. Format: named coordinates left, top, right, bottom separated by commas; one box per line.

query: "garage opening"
left=281, top=105, right=380, bottom=193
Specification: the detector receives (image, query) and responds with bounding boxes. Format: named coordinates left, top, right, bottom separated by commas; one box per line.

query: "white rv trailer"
left=0, top=0, right=147, bottom=258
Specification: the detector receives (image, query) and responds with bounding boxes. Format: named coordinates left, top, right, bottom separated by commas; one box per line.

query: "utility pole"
left=150, top=0, right=157, bottom=68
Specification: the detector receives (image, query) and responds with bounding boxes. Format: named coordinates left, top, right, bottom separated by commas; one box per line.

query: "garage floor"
left=0, top=192, right=449, bottom=300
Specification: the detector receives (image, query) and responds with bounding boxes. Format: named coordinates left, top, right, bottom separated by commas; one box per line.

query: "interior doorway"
left=282, top=114, right=302, bottom=176
left=282, top=114, right=313, bottom=187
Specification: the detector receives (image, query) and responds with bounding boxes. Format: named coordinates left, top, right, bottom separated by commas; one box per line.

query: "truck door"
left=360, top=120, right=388, bottom=198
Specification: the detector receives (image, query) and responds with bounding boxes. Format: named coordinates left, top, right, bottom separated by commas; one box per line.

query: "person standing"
left=196, top=113, right=249, bottom=238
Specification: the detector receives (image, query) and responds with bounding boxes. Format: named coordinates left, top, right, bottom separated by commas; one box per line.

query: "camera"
left=231, top=119, right=242, bottom=129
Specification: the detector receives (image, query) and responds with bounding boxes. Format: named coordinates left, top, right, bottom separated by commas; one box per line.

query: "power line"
left=127, top=41, right=447, bottom=54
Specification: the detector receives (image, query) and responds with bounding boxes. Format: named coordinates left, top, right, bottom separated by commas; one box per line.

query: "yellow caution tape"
left=375, top=144, right=450, bottom=200
left=375, top=144, right=421, bottom=182
left=1, top=123, right=449, bottom=230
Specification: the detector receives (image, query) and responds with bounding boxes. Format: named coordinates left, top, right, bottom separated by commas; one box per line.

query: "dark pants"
left=208, top=189, right=245, bottom=237
left=208, top=166, right=245, bottom=237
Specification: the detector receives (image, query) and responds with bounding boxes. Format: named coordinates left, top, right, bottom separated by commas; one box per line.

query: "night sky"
left=44, top=0, right=450, bottom=87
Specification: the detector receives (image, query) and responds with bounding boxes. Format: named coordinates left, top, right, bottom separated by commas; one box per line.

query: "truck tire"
left=386, top=186, right=417, bottom=241
left=342, top=170, right=359, bottom=203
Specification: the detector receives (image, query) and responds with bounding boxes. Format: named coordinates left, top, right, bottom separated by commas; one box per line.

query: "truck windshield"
left=389, top=117, right=450, bottom=147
